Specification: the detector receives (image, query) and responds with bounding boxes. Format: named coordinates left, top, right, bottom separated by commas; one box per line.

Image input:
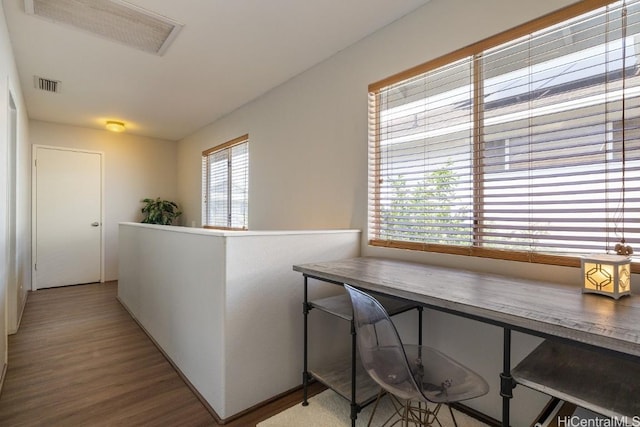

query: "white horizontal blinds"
left=202, top=135, right=249, bottom=229
left=619, top=2, right=640, bottom=254
left=229, top=142, right=249, bottom=229
left=369, top=58, right=475, bottom=245
left=207, top=149, right=230, bottom=227
left=201, top=155, right=207, bottom=225
left=480, top=1, right=640, bottom=255
left=369, top=0, right=640, bottom=263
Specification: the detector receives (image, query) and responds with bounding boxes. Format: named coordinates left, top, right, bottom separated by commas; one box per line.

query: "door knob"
left=91, top=222, right=100, bottom=227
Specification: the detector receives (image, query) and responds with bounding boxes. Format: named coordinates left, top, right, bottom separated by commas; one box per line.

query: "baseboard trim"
left=116, top=296, right=226, bottom=423
left=7, top=289, right=29, bottom=335
left=116, top=296, right=494, bottom=426
left=116, top=296, right=327, bottom=425
left=451, top=402, right=501, bottom=427
left=219, top=382, right=319, bottom=425
left=14, top=290, right=29, bottom=333
left=0, top=363, right=7, bottom=398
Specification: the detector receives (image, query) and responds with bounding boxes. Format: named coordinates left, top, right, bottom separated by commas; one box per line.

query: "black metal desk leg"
left=302, top=276, right=310, bottom=406
left=350, top=318, right=357, bottom=427
left=418, top=306, right=423, bottom=346
left=500, top=327, right=515, bottom=427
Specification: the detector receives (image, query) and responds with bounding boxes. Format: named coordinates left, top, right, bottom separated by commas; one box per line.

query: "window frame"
left=202, top=134, right=249, bottom=230
left=368, top=0, right=640, bottom=273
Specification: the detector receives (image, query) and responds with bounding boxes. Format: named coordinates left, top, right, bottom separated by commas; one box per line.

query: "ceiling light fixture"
left=106, top=121, right=125, bottom=132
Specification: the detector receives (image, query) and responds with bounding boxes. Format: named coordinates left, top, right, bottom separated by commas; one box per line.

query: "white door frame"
left=31, top=145, right=105, bottom=291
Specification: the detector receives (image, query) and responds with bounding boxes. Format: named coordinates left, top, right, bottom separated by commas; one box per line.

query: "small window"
left=202, top=135, right=249, bottom=229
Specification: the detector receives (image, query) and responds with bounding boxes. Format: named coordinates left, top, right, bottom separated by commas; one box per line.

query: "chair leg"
left=401, top=399, right=443, bottom=426
left=382, top=393, right=407, bottom=427
left=404, top=401, right=411, bottom=427
left=368, top=389, right=410, bottom=427
left=448, top=404, right=458, bottom=427
left=367, top=388, right=384, bottom=427
left=373, top=394, right=448, bottom=427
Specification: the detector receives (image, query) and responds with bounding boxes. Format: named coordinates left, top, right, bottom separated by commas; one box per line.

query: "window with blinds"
left=369, top=0, right=640, bottom=269
left=202, top=135, right=249, bottom=229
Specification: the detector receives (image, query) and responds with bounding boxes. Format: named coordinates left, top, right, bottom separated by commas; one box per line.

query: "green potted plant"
left=141, top=198, right=182, bottom=225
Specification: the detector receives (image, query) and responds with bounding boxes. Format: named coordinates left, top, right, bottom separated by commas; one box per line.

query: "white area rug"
left=258, top=390, right=489, bottom=427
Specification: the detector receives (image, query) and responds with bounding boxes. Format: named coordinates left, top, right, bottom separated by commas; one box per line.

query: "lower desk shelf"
left=534, top=399, right=623, bottom=427
left=309, top=356, right=380, bottom=407
left=310, top=292, right=419, bottom=320
left=512, top=339, right=640, bottom=419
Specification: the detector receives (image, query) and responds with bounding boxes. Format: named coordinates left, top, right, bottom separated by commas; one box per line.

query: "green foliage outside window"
left=381, top=163, right=468, bottom=244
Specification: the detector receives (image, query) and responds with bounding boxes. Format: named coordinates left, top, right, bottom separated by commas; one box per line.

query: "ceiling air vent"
left=34, top=76, right=61, bottom=93
left=24, top=0, right=183, bottom=56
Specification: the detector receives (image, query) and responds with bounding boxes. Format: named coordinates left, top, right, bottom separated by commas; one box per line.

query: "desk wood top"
left=293, top=257, right=640, bottom=358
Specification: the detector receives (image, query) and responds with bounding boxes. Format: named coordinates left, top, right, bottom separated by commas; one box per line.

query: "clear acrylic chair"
left=344, top=284, right=489, bottom=427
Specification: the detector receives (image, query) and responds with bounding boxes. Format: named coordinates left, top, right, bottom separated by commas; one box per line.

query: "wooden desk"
left=293, top=257, right=640, bottom=426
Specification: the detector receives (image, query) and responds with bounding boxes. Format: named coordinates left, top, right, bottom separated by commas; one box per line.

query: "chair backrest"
left=344, top=284, right=422, bottom=401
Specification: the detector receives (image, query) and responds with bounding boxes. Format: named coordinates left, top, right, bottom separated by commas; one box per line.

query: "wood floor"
left=0, top=282, right=322, bottom=426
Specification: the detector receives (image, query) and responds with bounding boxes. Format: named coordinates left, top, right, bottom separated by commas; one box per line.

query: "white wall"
left=177, top=0, right=585, bottom=232
left=29, top=120, right=178, bottom=281
left=118, top=224, right=361, bottom=419
left=176, top=0, right=632, bottom=424
left=0, top=1, right=30, bottom=360
left=223, top=232, right=361, bottom=417
left=118, top=224, right=227, bottom=414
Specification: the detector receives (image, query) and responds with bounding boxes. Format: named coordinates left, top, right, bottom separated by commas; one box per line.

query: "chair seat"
left=403, top=344, right=489, bottom=403
left=362, top=344, right=489, bottom=403
left=345, top=284, right=489, bottom=426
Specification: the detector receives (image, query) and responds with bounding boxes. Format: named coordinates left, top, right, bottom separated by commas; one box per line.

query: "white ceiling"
left=2, top=0, right=429, bottom=141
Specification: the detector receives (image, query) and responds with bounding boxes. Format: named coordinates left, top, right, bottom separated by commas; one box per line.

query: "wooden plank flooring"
left=0, top=282, right=322, bottom=426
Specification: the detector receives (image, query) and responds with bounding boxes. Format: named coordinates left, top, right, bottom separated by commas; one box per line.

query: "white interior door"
left=34, top=146, right=102, bottom=289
